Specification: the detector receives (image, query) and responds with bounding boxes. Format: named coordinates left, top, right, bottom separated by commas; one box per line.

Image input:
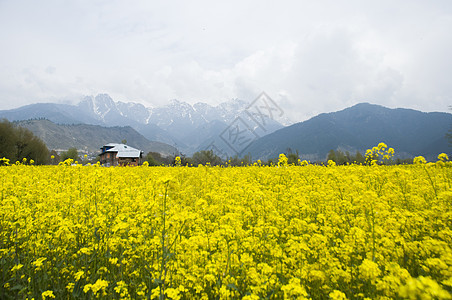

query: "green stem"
left=159, top=182, right=169, bottom=300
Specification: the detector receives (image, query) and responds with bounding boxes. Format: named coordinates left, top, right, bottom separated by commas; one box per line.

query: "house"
left=99, top=143, right=143, bottom=166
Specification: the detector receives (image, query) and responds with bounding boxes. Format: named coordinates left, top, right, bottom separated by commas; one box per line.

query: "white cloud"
left=0, top=0, right=451, bottom=121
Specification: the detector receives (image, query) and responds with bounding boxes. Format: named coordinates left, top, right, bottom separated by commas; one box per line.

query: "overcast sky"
left=0, top=0, right=451, bottom=121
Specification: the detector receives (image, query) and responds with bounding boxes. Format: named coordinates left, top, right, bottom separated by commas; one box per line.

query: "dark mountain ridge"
left=246, top=103, right=451, bottom=161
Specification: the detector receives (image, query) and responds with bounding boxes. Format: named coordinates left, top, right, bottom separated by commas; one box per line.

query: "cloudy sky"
left=0, top=0, right=451, bottom=121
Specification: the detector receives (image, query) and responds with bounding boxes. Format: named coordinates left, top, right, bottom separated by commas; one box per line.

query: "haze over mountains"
left=1, top=94, right=451, bottom=161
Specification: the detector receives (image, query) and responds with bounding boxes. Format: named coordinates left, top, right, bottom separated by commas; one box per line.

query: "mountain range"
left=0, top=94, right=287, bottom=155
left=1, top=95, right=451, bottom=161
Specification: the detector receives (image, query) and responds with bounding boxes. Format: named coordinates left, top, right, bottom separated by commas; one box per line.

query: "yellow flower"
left=0, top=157, right=10, bottom=165
left=175, top=156, right=182, bottom=166
left=11, top=264, right=23, bottom=272
left=114, top=281, right=130, bottom=298
left=437, top=153, right=449, bottom=162
left=328, top=159, right=336, bottom=167
left=399, top=276, right=451, bottom=299
left=74, top=271, right=84, bottom=281
left=278, top=153, right=288, bottom=167
left=41, top=290, right=55, bottom=299
left=165, top=287, right=181, bottom=300
left=413, top=156, right=427, bottom=164
left=109, top=257, right=118, bottom=265
left=281, top=278, right=309, bottom=299
left=329, top=290, right=348, bottom=300
left=32, top=257, right=47, bottom=269
left=66, top=282, right=75, bottom=293
left=84, top=279, right=108, bottom=296
left=2, top=149, right=452, bottom=299
left=359, top=259, right=381, bottom=282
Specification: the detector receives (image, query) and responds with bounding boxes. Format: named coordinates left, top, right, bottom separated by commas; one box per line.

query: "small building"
left=99, top=143, right=143, bottom=166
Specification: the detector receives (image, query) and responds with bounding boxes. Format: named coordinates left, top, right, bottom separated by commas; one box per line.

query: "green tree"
left=286, top=149, right=300, bottom=165
left=227, top=154, right=252, bottom=166
left=60, top=147, right=79, bottom=162
left=144, top=152, right=174, bottom=166
left=242, top=153, right=252, bottom=165
left=192, top=150, right=223, bottom=166
left=0, top=119, right=49, bottom=164
left=0, top=119, right=17, bottom=160
left=354, top=151, right=365, bottom=164
left=145, top=152, right=161, bottom=166
left=327, top=150, right=337, bottom=163
left=266, top=157, right=277, bottom=166
left=228, top=155, right=241, bottom=166
left=327, top=149, right=365, bottom=165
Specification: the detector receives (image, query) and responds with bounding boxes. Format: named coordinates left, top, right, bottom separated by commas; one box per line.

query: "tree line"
left=144, top=148, right=416, bottom=167
left=145, top=149, right=306, bottom=166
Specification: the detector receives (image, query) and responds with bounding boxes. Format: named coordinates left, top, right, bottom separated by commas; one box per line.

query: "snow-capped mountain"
left=77, top=94, right=145, bottom=126
left=75, top=94, right=289, bottom=154
left=0, top=93, right=289, bottom=155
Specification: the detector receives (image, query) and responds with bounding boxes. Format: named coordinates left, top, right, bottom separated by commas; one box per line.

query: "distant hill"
left=1, top=103, right=102, bottom=125
left=15, top=119, right=178, bottom=156
left=246, top=103, right=452, bottom=161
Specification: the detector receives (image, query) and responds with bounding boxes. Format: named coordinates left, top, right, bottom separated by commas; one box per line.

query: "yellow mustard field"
left=1, top=162, right=452, bottom=299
